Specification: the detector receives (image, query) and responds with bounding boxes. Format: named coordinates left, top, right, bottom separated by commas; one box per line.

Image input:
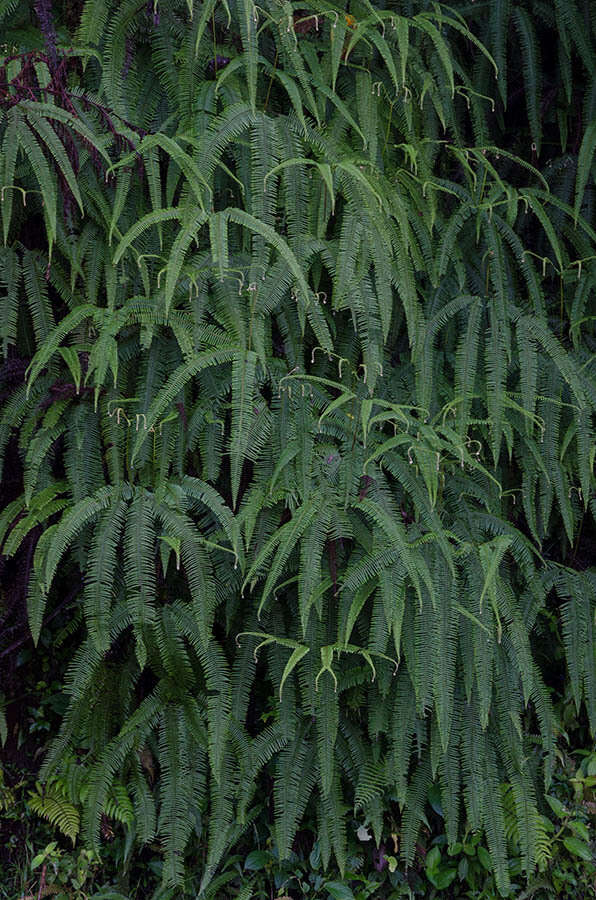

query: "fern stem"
left=264, top=50, right=278, bottom=113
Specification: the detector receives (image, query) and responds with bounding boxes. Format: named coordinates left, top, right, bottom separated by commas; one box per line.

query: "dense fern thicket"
left=0, top=0, right=595, bottom=895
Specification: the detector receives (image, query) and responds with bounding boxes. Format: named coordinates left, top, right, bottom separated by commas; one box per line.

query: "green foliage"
left=0, top=0, right=595, bottom=897
left=3, top=749, right=595, bottom=900
left=28, top=779, right=81, bottom=845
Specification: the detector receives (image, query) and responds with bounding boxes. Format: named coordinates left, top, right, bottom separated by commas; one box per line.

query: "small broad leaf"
left=545, top=795, right=567, bottom=819
left=563, top=836, right=592, bottom=861
left=568, top=820, right=590, bottom=842
left=325, top=882, right=355, bottom=900
left=477, top=846, right=493, bottom=871
left=244, top=849, right=271, bottom=871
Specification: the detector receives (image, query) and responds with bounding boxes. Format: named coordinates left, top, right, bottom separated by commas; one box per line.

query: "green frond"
left=28, top=780, right=80, bottom=845
left=274, top=729, right=317, bottom=859
left=2, top=2, right=595, bottom=891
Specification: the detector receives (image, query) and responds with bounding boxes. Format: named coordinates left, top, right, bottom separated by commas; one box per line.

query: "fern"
left=28, top=780, right=81, bottom=845
left=1, top=0, right=595, bottom=892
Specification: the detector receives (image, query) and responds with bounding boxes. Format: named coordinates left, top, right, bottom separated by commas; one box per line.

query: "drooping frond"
left=1, top=0, right=594, bottom=892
